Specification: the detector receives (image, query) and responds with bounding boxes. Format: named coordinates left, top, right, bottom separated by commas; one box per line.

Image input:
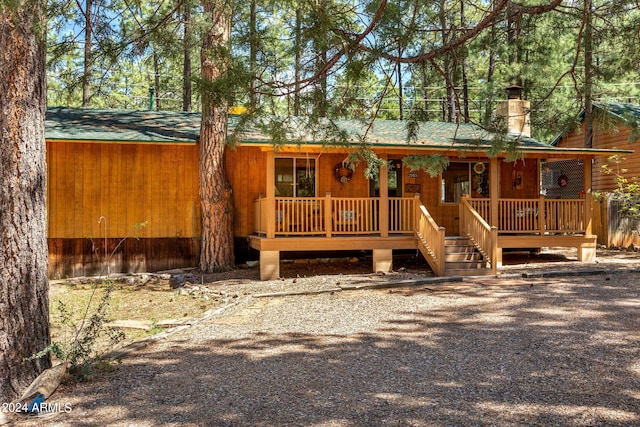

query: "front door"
left=369, top=159, right=403, bottom=197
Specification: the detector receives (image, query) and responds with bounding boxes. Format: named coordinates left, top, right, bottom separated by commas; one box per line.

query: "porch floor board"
left=250, top=233, right=596, bottom=253
left=248, top=235, right=419, bottom=252
left=497, top=234, right=597, bottom=249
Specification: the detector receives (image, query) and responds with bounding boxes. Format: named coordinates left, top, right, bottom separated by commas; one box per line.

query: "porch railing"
left=460, top=197, right=497, bottom=274
left=416, top=204, right=445, bottom=276
left=255, top=195, right=587, bottom=238
left=254, top=194, right=416, bottom=237
left=469, top=197, right=586, bottom=234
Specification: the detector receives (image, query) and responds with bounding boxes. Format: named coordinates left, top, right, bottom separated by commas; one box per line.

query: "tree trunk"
left=0, top=2, right=50, bottom=402
left=583, top=0, right=594, bottom=148
left=199, top=0, right=235, bottom=273
left=397, top=41, right=403, bottom=120
left=153, top=50, right=161, bottom=111
left=249, top=0, right=258, bottom=111
left=460, top=0, right=469, bottom=123
left=439, top=0, right=457, bottom=123
left=483, top=0, right=499, bottom=127
left=421, top=64, right=430, bottom=121
left=82, top=0, right=92, bottom=107
left=294, top=9, right=302, bottom=116
left=182, top=6, right=193, bottom=112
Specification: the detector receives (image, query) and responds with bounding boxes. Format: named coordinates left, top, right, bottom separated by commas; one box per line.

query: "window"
left=275, top=157, right=316, bottom=197
left=369, top=159, right=402, bottom=197
left=441, top=162, right=489, bottom=203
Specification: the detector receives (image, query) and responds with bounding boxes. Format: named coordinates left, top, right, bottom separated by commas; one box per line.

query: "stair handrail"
left=460, top=195, right=497, bottom=275
left=415, top=202, right=445, bottom=276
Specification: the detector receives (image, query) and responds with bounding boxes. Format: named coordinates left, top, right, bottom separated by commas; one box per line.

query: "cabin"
left=46, top=100, right=629, bottom=280
left=553, top=102, right=640, bottom=247
left=46, top=108, right=202, bottom=278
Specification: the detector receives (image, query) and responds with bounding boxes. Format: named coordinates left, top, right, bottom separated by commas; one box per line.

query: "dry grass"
left=48, top=275, right=240, bottom=355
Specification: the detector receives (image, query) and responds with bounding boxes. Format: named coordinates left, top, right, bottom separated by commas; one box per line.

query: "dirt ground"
left=5, top=247, right=640, bottom=426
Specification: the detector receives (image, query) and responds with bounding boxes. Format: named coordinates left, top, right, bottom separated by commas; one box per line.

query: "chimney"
left=496, top=84, right=531, bottom=138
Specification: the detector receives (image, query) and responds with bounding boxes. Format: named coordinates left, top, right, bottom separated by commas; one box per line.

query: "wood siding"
left=48, top=237, right=200, bottom=278
left=556, top=121, right=639, bottom=192
left=47, top=141, right=200, bottom=239
left=46, top=141, right=201, bottom=277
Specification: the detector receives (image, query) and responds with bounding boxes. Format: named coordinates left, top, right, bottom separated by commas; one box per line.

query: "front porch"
left=248, top=194, right=596, bottom=280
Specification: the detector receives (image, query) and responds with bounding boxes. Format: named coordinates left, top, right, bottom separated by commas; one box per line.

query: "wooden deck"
left=249, top=195, right=597, bottom=279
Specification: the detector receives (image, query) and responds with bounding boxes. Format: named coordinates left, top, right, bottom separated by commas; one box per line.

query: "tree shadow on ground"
left=23, top=274, right=640, bottom=427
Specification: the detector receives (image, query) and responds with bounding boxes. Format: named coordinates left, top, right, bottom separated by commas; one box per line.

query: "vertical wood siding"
left=556, top=121, right=640, bottom=192
left=47, top=141, right=201, bottom=239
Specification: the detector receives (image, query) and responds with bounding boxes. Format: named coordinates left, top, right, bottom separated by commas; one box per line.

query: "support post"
left=490, top=226, right=499, bottom=274
left=538, top=196, right=546, bottom=234
left=379, top=154, right=389, bottom=238
left=489, top=157, right=499, bottom=227
left=584, top=158, right=593, bottom=236
left=260, top=250, right=280, bottom=280
left=266, top=151, right=276, bottom=238
left=495, top=247, right=503, bottom=268
left=577, top=242, right=596, bottom=262
left=373, top=249, right=393, bottom=273
left=413, top=193, right=421, bottom=232
left=325, top=192, right=332, bottom=238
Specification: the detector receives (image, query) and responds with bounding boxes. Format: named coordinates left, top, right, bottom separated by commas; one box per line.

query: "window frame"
left=274, top=156, right=317, bottom=198
left=440, top=161, right=489, bottom=204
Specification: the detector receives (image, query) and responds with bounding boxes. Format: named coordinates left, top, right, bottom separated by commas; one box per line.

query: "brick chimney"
left=496, top=84, right=531, bottom=138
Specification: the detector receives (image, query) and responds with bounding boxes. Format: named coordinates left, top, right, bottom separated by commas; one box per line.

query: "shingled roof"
left=46, top=107, right=201, bottom=143
left=45, top=107, right=629, bottom=157
left=550, top=102, right=640, bottom=146
left=46, top=107, right=545, bottom=148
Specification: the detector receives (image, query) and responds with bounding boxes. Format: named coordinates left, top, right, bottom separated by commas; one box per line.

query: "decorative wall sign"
left=408, top=172, right=418, bottom=178
left=405, top=184, right=421, bottom=193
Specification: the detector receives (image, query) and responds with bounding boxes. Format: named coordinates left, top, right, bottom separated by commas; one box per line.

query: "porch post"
left=584, top=158, right=593, bottom=235
left=579, top=157, right=596, bottom=263
left=325, top=192, right=332, bottom=238
left=413, top=193, right=421, bottom=231
left=490, top=157, right=501, bottom=268
left=489, top=157, right=499, bottom=227
left=538, top=196, right=546, bottom=234
left=379, top=154, right=389, bottom=238
left=266, top=151, right=276, bottom=238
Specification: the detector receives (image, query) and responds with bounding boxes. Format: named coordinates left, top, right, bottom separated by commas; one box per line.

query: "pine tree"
left=0, top=0, right=51, bottom=402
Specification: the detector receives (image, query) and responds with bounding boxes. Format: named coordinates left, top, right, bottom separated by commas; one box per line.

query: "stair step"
left=444, top=237, right=473, bottom=246
left=445, top=260, right=487, bottom=270
left=445, top=268, right=495, bottom=277
left=445, top=252, right=483, bottom=262
left=445, top=245, right=477, bottom=254
left=430, top=235, right=492, bottom=276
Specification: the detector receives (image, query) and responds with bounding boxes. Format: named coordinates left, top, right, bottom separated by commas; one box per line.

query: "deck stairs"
left=444, top=236, right=492, bottom=276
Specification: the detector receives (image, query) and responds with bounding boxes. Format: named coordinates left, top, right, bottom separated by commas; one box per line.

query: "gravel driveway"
left=13, top=250, right=640, bottom=426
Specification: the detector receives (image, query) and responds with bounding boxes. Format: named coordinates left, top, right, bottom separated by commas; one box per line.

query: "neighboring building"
left=46, top=101, right=629, bottom=280
left=553, top=102, right=640, bottom=247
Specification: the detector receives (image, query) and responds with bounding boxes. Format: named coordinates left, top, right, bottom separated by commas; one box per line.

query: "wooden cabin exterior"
left=46, top=108, right=202, bottom=278
left=236, top=113, right=627, bottom=280
left=553, top=102, right=640, bottom=247
left=46, top=105, right=628, bottom=279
